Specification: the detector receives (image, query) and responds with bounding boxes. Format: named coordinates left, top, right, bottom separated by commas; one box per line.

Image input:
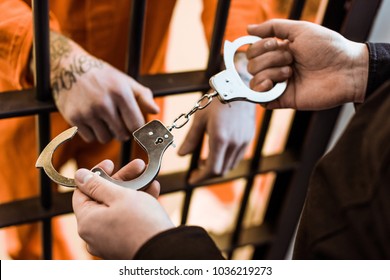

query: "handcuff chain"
left=167, top=91, right=218, bottom=131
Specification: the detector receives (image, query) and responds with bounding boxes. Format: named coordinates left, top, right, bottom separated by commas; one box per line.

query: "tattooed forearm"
left=50, top=32, right=72, bottom=71
left=51, top=54, right=103, bottom=98
left=49, top=32, right=103, bottom=98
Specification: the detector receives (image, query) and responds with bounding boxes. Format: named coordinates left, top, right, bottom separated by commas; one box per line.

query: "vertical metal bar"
left=32, top=0, right=52, bottom=259
left=180, top=0, right=231, bottom=225
left=339, top=0, right=382, bottom=41
left=32, top=0, right=51, bottom=101
left=126, top=0, right=146, bottom=78
left=206, top=0, right=231, bottom=77
left=288, top=0, right=307, bottom=20
left=36, top=117, right=52, bottom=260
left=321, top=0, right=348, bottom=31
left=227, top=110, right=273, bottom=259
left=121, top=0, right=147, bottom=167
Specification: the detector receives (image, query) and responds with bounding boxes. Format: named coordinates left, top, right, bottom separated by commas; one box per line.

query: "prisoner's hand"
left=49, top=32, right=159, bottom=143
left=178, top=100, right=256, bottom=184
left=247, top=19, right=369, bottom=110
left=72, top=159, right=174, bottom=259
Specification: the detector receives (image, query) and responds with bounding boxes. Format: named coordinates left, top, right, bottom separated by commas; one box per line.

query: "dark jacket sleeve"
left=365, top=43, right=390, bottom=99
left=133, top=226, right=225, bottom=260
left=293, top=80, right=390, bottom=259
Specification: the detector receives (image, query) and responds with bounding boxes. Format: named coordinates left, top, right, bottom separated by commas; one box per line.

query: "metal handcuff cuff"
left=36, top=35, right=287, bottom=190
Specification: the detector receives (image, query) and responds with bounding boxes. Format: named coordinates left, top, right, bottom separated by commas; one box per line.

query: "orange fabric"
left=0, top=0, right=272, bottom=259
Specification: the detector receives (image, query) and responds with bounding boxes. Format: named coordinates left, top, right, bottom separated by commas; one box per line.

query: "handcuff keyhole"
left=155, top=137, right=164, bottom=145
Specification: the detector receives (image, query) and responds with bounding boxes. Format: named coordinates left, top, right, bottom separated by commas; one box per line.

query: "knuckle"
left=213, top=133, right=229, bottom=146
left=143, top=86, right=153, bottom=97
left=67, top=113, right=79, bottom=124
left=111, top=88, right=127, bottom=102
left=93, top=99, right=108, bottom=112
left=86, top=179, right=100, bottom=200
left=67, top=110, right=86, bottom=125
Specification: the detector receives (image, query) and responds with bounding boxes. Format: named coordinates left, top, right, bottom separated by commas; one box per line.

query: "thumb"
left=75, top=168, right=123, bottom=205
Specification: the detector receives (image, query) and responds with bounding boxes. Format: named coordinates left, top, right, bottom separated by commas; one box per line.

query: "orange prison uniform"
left=0, top=0, right=272, bottom=259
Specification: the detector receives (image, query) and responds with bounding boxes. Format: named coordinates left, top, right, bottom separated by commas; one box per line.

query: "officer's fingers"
left=247, top=19, right=299, bottom=41
left=93, top=159, right=115, bottom=176
left=74, top=168, right=124, bottom=205
left=247, top=49, right=293, bottom=75
left=250, top=66, right=292, bottom=92
left=142, top=180, right=161, bottom=199
left=112, top=159, right=146, bottom=181
left=247, top=38, right=279, bottom=59
left=112, top=159, right=161, bottom=198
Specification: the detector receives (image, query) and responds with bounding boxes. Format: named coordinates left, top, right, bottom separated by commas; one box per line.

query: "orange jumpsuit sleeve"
left=201, top=0, right=271, bottom=47
left=0, top=0, right=60, bottom=91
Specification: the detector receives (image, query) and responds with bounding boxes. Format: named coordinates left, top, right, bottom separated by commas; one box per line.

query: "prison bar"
left=32, top=0, right=53, bottom=260
left=180, top=0, right=232, bottom=226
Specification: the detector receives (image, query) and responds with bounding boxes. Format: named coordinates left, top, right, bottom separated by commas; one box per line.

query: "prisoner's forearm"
left=49, top=31, right=103, bottom=98
left=29, top=31, right=103, bottom=97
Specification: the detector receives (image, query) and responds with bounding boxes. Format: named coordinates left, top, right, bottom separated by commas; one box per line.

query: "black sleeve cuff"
left=365, top=42, right=390, bottom=100
left=133, top=226, right=224, bottom=260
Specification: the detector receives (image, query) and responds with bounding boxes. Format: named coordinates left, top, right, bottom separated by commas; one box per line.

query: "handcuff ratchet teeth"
left=36, top=120, right=173, bottom=191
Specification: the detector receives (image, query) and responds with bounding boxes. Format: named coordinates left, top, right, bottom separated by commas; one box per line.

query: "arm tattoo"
left=50, top=32, right=71, bottom=71
left=50, top=32, right=103, bottom=98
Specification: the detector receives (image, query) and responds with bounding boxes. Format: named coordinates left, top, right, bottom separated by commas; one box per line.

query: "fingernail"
left=281, top=66, right=290, bottom=74
left=75, top=169, right=93, bottom=184
left=264, top=40, right=276, bottom=50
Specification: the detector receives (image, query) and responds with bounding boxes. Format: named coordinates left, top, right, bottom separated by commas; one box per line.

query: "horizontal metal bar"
left=159, top=150, right=298, bottom=194
left=0, top=191, right=73, bottom=228
left=0, top=150, right=298, bottom=228
left=0, top=89, right=56, bottom=119
left=140, top=70, right=210, bottom=97
left=0, top=71, right=210, bottom=119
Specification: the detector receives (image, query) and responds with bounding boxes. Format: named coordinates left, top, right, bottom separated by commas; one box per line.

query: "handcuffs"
left=36, top=36, right=287, bottom=190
